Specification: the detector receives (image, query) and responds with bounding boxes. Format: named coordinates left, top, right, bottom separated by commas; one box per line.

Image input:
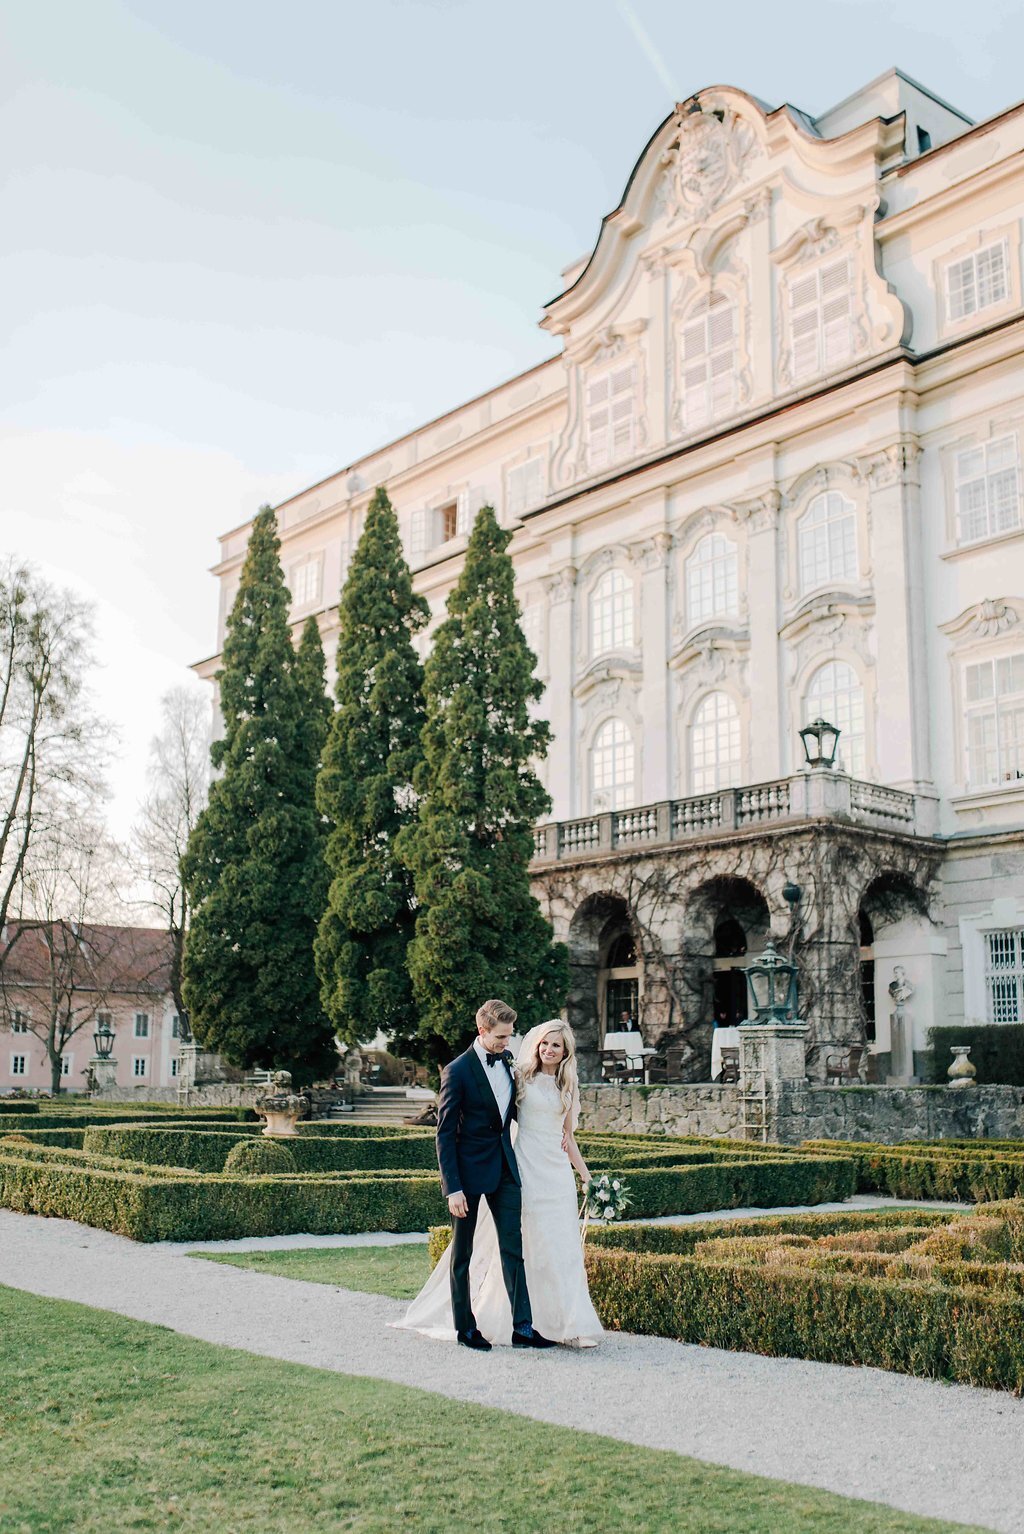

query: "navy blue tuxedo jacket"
left=436, top=1046, right=519, bottom=1198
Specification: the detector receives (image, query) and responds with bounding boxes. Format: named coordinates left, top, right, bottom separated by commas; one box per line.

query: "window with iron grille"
left=985, top=929, right=1024, bottom=1023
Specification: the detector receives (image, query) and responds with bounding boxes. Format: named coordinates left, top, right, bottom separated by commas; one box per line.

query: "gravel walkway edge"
left=0, top=1207, right=1018, bottom=1534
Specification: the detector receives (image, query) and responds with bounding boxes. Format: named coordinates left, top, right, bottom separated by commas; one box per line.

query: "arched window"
left=798, top=491, right=858, bottom=593
left=681, top=293, right=736, bottom=430
left=804, top=660, right=866, bottom=776
left=591, top=718, right=635, bottom=811
left=590, top=568, right=634, bottom=655
left=686, top=534, right=739, bottom=626
left=690, top=692, right=742, bottom=794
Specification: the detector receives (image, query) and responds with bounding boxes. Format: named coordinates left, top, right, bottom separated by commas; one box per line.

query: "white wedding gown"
left=393, top=1074, right=603, bottom=1345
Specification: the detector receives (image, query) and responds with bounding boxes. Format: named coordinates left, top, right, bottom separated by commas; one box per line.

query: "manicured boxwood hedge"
left=802, top=1138, right=1024, bottom=1201
left=84, top=1126, right=442, bottom=1174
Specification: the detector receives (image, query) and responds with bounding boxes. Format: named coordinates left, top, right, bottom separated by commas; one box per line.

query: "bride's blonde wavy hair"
left=515, top=1020, right=579, bottom=1123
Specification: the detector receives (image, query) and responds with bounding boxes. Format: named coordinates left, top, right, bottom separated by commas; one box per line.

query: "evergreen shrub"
left=224, top=1138, right=298, bottom=1175
left=923, top=1025, right=1024, bottom=1085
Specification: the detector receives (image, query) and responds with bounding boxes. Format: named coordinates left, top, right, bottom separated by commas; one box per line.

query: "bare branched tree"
left=131, top=686, right=211, bottom=1039
left=0, top=560, right=108, bottom=949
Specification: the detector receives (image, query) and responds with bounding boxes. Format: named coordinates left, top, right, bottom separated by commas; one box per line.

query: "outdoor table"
left=711, top=1025, right=741, bottom=1081
left=602, top=1031, right=657, bottom=1083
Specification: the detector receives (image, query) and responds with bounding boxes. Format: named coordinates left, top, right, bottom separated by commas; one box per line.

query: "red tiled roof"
left=1, top=923, right=173, bottom=995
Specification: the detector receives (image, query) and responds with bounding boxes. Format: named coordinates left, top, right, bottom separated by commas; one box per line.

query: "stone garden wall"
left=578, top=1081, right=1024, bottom=1143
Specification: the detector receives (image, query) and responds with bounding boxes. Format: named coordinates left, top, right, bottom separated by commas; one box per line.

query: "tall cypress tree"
left=182, top=507, right=338, bottom=1083
left=397, top=505, right=568, bottom=1047
left=315, top=487, right=428, bottom=1046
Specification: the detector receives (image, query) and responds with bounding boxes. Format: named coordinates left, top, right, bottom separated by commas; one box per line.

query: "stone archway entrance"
left=566, top=893, right=641, bottom=1079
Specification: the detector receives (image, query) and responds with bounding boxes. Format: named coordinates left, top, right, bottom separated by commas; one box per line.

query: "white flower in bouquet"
left=611, top=1179, right=621, bottom=1191
left=602, top=1207, right=616, bottom=1220
left=597, top=1188, right=609, bottom=1202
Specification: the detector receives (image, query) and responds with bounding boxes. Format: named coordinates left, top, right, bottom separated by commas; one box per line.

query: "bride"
left=394, top=1020, right=603, bottom=1348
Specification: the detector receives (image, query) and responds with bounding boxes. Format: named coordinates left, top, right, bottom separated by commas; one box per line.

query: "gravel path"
left=2, top=1207, right=1019, bottom=1533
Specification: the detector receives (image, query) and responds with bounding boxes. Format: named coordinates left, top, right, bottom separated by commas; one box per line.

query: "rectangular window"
left=985, top=929, right=1024, bottom=1023
left=171, top=1057, right=180, bottom=1078
left=954, top=436, right=1021, bottom=544
left=12, top=1011, right=28, bottom=1034
left=289, top=555, right=323, bottom=609
left=132, top=1057, right=148, bottom=1079
left=789, top=257, right=852, bottom=382
left=97, top=1012, right=111, bottom=1028
left=946, top=240, right=1008, bottom=322
left=61, top=1056, right=72, bottom=1078
left=171, top=1016, right=181, bottom=1039
left=11, top=1055, right=27, bottom=1076
left=506, top=458, right=544, bottom=519
left=964, top=652, right=1024, bottom=787
left=134, top=1013, right=150, bottom=1039
left=586, top=364, right=636, bottom=472
left=439, top=500, right=459, bottom=542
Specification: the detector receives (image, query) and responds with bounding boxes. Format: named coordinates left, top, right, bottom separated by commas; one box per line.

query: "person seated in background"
left=617, top=1008, right=637, bottom=1033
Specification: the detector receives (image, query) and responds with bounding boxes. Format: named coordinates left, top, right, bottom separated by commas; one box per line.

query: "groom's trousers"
left=450, top=1164, right=532, bottom=1335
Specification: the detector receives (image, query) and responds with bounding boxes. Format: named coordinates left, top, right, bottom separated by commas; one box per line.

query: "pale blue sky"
left=2, top=0, right=1022, bottom=828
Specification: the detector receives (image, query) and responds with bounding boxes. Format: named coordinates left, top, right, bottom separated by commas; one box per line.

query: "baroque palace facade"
left=198, top=70, right=1024, bottom=1080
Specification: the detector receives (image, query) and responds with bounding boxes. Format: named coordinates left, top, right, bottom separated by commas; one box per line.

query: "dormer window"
left=586, top=363, right=636, bottom=472
left=789, top=257, right=853, bottom=381
left=681, top=293, right=736, bottom=430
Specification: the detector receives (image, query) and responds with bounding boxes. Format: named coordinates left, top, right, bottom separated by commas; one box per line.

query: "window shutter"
left=789, top=272, right=820, bottom=380
left=409, top=509, right=430, bottom=559
left=455, top=490, right=472, bottom=537
left=821, top=258, right=852, bottom=368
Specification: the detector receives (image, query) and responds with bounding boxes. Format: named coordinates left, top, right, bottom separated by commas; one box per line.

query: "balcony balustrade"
left=531, top=771, right=932, bottom=865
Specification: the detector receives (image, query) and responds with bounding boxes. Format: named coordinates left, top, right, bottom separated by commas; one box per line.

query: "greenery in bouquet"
left=582, top=1173, right=632, bottom=1234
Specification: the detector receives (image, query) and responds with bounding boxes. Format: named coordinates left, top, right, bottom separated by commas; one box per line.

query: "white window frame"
left=961, top=899, right=1024, bottom=1027
left=132, top=1056, right=149, bottom=1079
left=983, top=928, right=1024, bottom=1024
left=11, top=1011, right=28, bottom=1035
left=685, top=534, right=739, bottom=627
left=171, top=1015, right=181, bottom=1039
left=962, top=650, right=1024, bottom=790
left=797, top=491, right=858, bottom=595
left=171, top=1057, right=180, bottom=1078
left=10, top=1054, right=27, bottom=1076
left=134, top=1013, right=150, bottom=1039
left=680, top=293, right=737, bottom=431
left=590, top=718, right=635, bottom=812
left=689, top=691, right=742, bottom=795
left=289, top=553, right=323, bottom=611
left=803, top=659, right=867, bottom=777
left=590, top=569, right=634, bottom=657
left=585, top=362, right=637, bottom=473
left=787, top=256, right=854, bottom=383
left=61, top=1055, right=72, bottom=1078
left=945, top=239, right=1009, bottom=324
left=953, top=435, right=1022, bottom=546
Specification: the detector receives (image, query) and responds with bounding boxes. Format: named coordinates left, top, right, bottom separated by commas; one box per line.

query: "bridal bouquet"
left=581, top=1173, right=632, bottom=1239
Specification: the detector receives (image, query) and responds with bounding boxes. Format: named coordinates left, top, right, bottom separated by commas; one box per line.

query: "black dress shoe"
left=457, top=1328, right=492, bottom=1351
left=512, top=1324, right=556, bottom=1349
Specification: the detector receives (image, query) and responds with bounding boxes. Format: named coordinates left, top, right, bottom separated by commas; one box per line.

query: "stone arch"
left=683, top=875, right=771, bottom=1037
left=566, top=892, right=642, bottom=1078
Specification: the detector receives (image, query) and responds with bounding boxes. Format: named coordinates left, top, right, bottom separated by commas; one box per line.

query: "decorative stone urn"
left=947, top=1046, right=977, bottom=1089
left=255, top=1070, right=305, bottom=1135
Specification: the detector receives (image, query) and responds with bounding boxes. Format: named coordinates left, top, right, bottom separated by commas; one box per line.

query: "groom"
left=436, top=998, right=555, bottom=1352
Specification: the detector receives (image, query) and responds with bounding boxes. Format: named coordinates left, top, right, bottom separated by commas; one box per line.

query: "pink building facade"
left=0, top=924, right=179, bottom=1097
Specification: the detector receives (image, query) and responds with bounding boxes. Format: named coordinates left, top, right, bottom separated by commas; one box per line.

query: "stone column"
left=90, top=1055, right=119, bottom=1097
left=543, top=565, right=577, bottom=819
left=630, top=523, right=674, bottom=802
left=739, top=1021, right=809, bottom=1086
left=857, top=439, right=931, bottom=790
left=738, top=490, right=782, bottom=780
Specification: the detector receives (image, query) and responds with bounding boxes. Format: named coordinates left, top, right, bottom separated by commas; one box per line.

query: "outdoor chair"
left=825, top=1045, right=865, bottom=1085
left=601, top=1049, right=644, bottom=1085
left=647, top=1045, right=687, bottom=1084
left=717, top=1046, right=741, bottom=1085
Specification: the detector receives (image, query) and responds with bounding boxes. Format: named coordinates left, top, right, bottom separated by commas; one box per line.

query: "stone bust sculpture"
left=888, top=966, right=914, bottom=1011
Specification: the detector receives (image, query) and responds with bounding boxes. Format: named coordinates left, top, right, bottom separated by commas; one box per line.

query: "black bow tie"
left=486, top=1051, right=511, bottom=1069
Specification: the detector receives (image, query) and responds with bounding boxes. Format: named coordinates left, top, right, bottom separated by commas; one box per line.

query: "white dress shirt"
left=474, top=1037, right=513, bottom=1121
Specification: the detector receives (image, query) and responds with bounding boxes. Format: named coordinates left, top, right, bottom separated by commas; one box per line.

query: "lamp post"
left=89, top=1017, right=117, bottom=1096
left=799, top=718, right=840, bottom=770
left=743, top=939, right=799, bottom=1025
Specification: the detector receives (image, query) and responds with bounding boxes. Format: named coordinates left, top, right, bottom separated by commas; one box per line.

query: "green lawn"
left=0, top=1285, right=990, bottom=1534
left=190, top=1242, right=430, bottom=1298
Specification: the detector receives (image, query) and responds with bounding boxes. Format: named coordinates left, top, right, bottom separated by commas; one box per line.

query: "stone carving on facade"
left=940, top=598, right=1021, bottom=641
left=543, top=565, right=577, bottom=605
left=781, top=599, right=876, bottom=687
left=657, top=105, right=761, bottom=226
left=734, top=489, right=781, bottom=533
left=855, top=438, right=923, bottom=490
left=627, top=532, right=674, bottom=571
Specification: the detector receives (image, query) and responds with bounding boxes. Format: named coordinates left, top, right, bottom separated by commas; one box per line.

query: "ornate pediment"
left=941, top=598, right=1021, bottom=641
left=656, top=105, right=762, bottom=226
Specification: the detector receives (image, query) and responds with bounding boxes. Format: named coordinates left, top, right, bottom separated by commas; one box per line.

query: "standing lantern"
left=743, top=939, right=799, bottom=1025
left=799, top=718, right=840, bottom=769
